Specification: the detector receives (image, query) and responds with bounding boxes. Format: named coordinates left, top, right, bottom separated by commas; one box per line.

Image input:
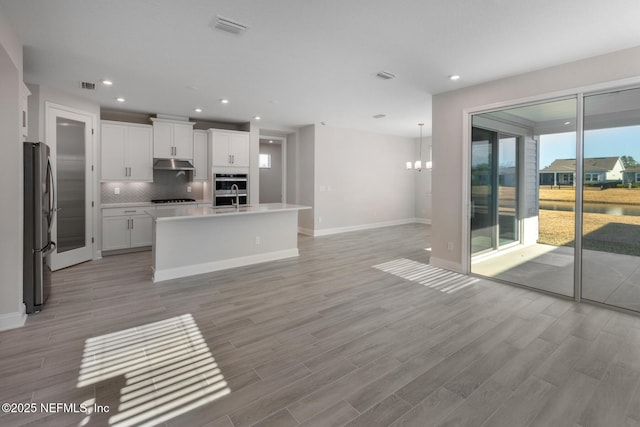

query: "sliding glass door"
left=469, top=88, right=640, bottom=312
left=581, top=87, right=640, bottom=311
left=471, top=128, right=496, bottom=254
left=470, top=98, right=577, bottom=298
left=471, top=128, right=520, bottom=255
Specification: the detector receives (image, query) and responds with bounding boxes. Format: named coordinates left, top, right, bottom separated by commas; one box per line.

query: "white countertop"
left=149, top=203, right=311, bottom=221
left=101, top=200, right=209, bottom=209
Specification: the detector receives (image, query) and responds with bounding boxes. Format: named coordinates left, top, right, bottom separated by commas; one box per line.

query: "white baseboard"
left=153, top=248, right=300, bottom=283
left=312, top=218, right=419, bottom=237
left=298, top=227, right=314, bottom=236
left=414, top=218, right=432, bottom=225
left=0, top=305, right=27, bottom=331
left=429, top=257, right=464, bottom=274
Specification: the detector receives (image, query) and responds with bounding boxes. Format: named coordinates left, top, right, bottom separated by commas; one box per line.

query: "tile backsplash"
left=101, top=170, right=209, bottom=203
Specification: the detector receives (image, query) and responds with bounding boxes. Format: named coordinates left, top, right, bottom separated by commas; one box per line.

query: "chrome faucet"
left=230, top=184, right=240, bottom=208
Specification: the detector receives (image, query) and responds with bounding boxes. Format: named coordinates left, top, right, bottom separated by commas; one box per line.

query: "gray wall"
left=313, top=125, right=416, bottom=233
left=431, top=45, right=640, bottom=272
left=259, top=142, right=283, bottom=203
left=0, top=7, right=24, bottom=328
left=296, top=125, right=315, bottom=232
left=286, top=132, right=297, bottom=204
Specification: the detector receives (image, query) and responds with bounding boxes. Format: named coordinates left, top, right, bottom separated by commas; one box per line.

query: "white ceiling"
left=2, top=0, right=640, bottom=137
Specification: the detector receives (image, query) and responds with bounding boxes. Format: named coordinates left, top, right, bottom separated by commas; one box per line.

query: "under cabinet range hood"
left=153, top=158, right=195, bottom=171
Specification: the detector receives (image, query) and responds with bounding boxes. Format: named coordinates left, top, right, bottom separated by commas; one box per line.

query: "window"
left=259, top=153, right=271, bottom=168
left=636, top=172, right=640, bottom=183
left=585, top=173, right=598, bottom=182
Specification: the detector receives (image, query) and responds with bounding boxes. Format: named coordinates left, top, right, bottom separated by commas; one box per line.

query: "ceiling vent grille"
left=81, top=81, right=96, bottom=90
left=373, top=114, right=386, bottom=119
left=214, top=15, right=250, bottom=34
left=376, top=71, right=396, bottom=80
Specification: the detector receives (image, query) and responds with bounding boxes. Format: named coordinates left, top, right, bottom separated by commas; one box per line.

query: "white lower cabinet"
left=102, top=207, right=154, bottom=251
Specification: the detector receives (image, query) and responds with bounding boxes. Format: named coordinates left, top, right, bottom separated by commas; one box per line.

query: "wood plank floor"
left=2, top=223, right=640, bottom=426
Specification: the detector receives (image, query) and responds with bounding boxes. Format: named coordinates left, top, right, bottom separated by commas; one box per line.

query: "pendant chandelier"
left=407, top=123, right=425, bottom=171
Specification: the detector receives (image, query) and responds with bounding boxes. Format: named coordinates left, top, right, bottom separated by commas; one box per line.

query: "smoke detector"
left=213, top=15, right=250, bottom=34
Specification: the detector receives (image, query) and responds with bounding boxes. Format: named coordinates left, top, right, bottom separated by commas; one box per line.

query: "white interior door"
left=46, top=103, right=95, bottom=271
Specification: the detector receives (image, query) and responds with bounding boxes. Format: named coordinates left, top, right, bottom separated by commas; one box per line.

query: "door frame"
left=259, top=135, right=287, bottom=203
left=45, top=101, right=98, bottom=269
left=462, top=76, right=640, bottom=304
left=470, top=126, right=523, bottom=257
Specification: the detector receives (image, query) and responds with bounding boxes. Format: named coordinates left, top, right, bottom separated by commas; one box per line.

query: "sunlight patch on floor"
left=77, top=314, right=229, bottom=426
left=374, top=259, right=478, bottom=293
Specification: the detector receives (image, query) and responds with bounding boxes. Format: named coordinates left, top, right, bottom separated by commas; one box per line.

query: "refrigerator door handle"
left=46, top=156, right=57, bottom=232
left=47, top=241, right=56, bottom=254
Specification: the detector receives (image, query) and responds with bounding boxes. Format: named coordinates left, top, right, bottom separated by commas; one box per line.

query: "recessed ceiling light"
left=220, top=99, right=229, bottom=104
left=102, top=79, right=113, bottom=86
left=254, top=116, right=261, bottom=120
left=449, top=75, right=461, bottom=81
left=269, top=140, right=273, bottom=143
left=376, top=71, right=396, bottom=80
left=194, top=108, right=203, bottom=113
left=564, top=121, right=571, bottom=125
left=116, top=97, right=125, bottom=102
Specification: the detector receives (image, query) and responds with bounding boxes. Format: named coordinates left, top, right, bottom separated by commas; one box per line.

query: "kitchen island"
left=148, top=203, right=310, bottom=282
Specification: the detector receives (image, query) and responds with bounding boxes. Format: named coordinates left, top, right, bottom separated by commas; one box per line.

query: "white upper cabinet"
left=209, top=129, right=250, bottom=168
left=101, top=121, right=153, bottom=182
left=193, top=130, right=209, bottom=181
left=151, top=118, right=195, bottom=159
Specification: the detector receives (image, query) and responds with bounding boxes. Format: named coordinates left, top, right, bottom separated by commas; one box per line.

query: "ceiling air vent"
left=81, top=81, right=96, bottom=90
left=376, top=71, right=396, bottom=80
left=373, top=114, right=386, bottom=119
left=214, top=15, right=250, bottom=34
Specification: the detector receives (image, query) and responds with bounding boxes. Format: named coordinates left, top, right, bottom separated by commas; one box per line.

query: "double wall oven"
left=214, top=173, right=248, bottom=206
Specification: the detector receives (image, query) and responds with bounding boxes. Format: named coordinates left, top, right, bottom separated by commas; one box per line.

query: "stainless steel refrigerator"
left=23, top=142, right=56, bottom=313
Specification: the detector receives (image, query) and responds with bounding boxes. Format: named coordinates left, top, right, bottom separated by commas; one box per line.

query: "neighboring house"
left=539, top=157, right=624, bottom=186
left=623, top=166, right=640, bottom=184
left=499, top=166, right=517, bottom=187
left=471, top=166, right=517, bottom=187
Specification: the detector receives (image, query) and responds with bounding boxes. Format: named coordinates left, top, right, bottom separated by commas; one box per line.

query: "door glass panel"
left=582, top=87, right=640, bottom=311
left=471, top=128, right=495, bottom=254
left=471, top=98, right=576, bottom=297
left=499, top=136, right=518, bottom=245
left=56, top=117, right=86, bottom=253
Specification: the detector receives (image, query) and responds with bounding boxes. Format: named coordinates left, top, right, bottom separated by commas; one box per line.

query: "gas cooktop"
left=150, top=198, right=196, bottom=204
